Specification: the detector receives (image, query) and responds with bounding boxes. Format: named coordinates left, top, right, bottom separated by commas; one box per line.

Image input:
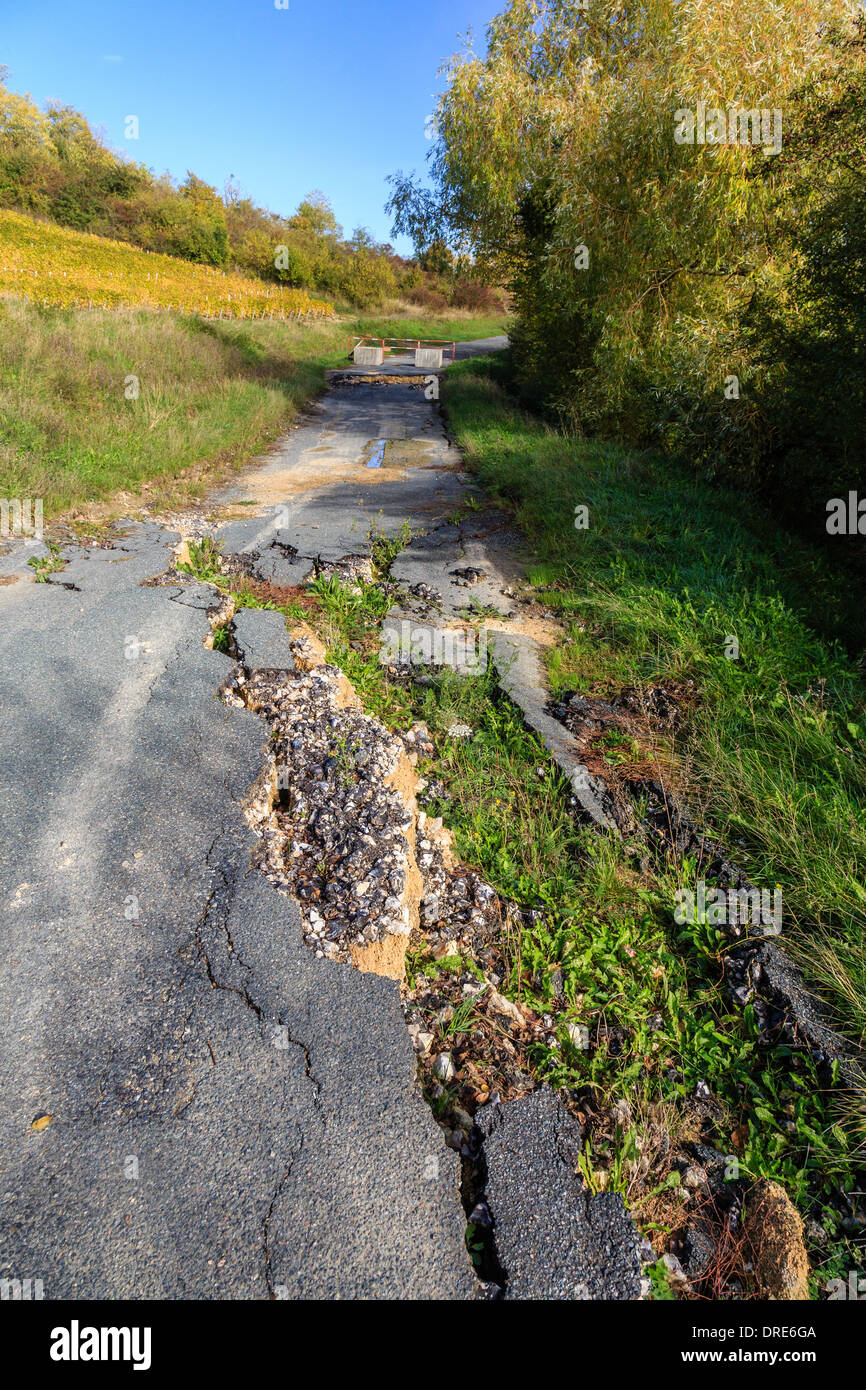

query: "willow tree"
left=430, top=0, right=859, bottom=461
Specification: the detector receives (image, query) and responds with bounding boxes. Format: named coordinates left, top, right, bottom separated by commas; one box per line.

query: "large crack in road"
left=0, top=339, right=651, bottom=1300
left=0, top=528, right=472, bottom=1300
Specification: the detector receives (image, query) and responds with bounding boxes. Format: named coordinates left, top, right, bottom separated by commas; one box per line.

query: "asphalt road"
left=0, top=338, right=641, bottom=1300
left=0, top=348, right=504, bottom=1299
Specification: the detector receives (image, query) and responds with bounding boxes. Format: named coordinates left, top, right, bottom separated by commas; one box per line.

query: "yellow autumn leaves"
left=0, top=208, right=335, bottom=321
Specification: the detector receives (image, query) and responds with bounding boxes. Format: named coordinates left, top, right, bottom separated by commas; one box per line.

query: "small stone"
left=805, top=1218, right=828, bottom=1246
left=488, top=990, right=524, bottom=1028
left=433, top=1052, right=456, bottom=1083
left=565, top=1021, right=590, bottom=1050
left=682, top=1165, right=708, bottom=1191
left=610, top=1097, right=631, bottom=1127
left=662, top=1253, right=689, bottom=1286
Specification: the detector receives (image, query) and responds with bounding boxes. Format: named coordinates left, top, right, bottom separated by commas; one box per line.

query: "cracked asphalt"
left=0, top=347, right=512, bottom=1299
left=0, top=337, right=642, bottom=1300
left=0, top=520, right=476, bottom=1297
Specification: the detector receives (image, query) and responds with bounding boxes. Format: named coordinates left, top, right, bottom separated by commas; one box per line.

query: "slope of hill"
left=0, top=208, right=334, bottom=319
left=0, top=297, right=346, bottom=519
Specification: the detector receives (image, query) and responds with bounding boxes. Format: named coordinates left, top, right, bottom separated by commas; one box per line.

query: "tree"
left=429, top=0, right=859, bottom=451
left=385, top=171, right=448, bottom=257
left=291, top=190, right=341, bottom=240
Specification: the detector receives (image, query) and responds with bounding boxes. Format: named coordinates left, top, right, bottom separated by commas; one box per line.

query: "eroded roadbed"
left=0, top=347, right=651, bottom=1301
left=0, top=525, right=473, bottom=1299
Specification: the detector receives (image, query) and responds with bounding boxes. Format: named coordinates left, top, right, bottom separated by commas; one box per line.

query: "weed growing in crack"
left=646, top=1258, right=678, bottom=1301
left=368, top=518, right=412, bottom=580
left=177, top=537, right=313, bottom=630
left=332, top=734, right=362, bottom=788
left=211, top=623, right=233, bottom=655
left=446, top=495, right=484, bottom=526
left=28, top=540, right=65, bottom=582
left=307, top=571, right=413, bottom=727
left=178, top=536, right=224, bottom=585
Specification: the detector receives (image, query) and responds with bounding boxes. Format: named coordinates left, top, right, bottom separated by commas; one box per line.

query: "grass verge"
left=351, top=311, right=508, bottom=343
left=0, top=299, right=346, bottom=517
left=430, top=355, right=866, bottom=1290
left=442, top=358, right=866, bottom=1061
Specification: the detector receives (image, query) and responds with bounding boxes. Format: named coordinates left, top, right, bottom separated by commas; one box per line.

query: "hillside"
left=0, top=72, right=505, bottom=314
left=0, top=207, right=333, bottom=319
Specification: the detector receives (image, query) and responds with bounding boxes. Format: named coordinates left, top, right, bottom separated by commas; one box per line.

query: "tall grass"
left=0, top=299, right=347, bottom=515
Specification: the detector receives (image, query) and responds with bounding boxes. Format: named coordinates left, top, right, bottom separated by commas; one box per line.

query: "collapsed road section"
left=199, top=592, right=647, bottom=1299
left=3, top=339, right=840, bottom=1301
left=0, top=526, right=473, bottom=1299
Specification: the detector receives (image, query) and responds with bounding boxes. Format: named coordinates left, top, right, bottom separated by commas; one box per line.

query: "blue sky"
left=1, top=0, right=496, bottom=253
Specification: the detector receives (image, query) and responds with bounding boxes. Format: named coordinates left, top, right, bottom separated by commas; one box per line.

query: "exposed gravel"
left=221, top=644, right=420, bottom=962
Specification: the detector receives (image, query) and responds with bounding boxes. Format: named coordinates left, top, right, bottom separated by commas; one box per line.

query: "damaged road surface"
left=0, top=340, right=643, bottom=1300
left=0, top=526, right=471, bottom=1299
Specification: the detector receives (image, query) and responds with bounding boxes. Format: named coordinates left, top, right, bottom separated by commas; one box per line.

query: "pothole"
left=359, top=438, right=435, bottom=470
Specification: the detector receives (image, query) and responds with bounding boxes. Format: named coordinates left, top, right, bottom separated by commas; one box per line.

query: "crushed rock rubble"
left=221, top=637, right=423, bottom=962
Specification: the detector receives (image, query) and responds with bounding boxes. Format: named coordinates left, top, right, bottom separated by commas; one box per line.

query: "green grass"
left=442, top=359, right=866, bottom=1072
left=351, top=311, right=509, bottom=344
left=413, top=662, right=858, bottom=1273
left=0, top=298, right=347, bottom=517
left=426, top=356, right=866, bottom=1274
left=305, top=570, right=414, bottom=729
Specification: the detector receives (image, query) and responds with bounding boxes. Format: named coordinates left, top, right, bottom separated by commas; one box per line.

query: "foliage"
left=744, top=20, right=866, bottom=552
left=435, top=357, right=864, bottom=1263
left=0, top=74, right=467, bottom=311
left=442, top=361, right=866, bottom=1134
left=423, top=0, right=863, bottom=546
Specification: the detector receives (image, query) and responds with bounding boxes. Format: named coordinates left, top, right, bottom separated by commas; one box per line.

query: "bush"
left=406, top=286, right=449, bottom=312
